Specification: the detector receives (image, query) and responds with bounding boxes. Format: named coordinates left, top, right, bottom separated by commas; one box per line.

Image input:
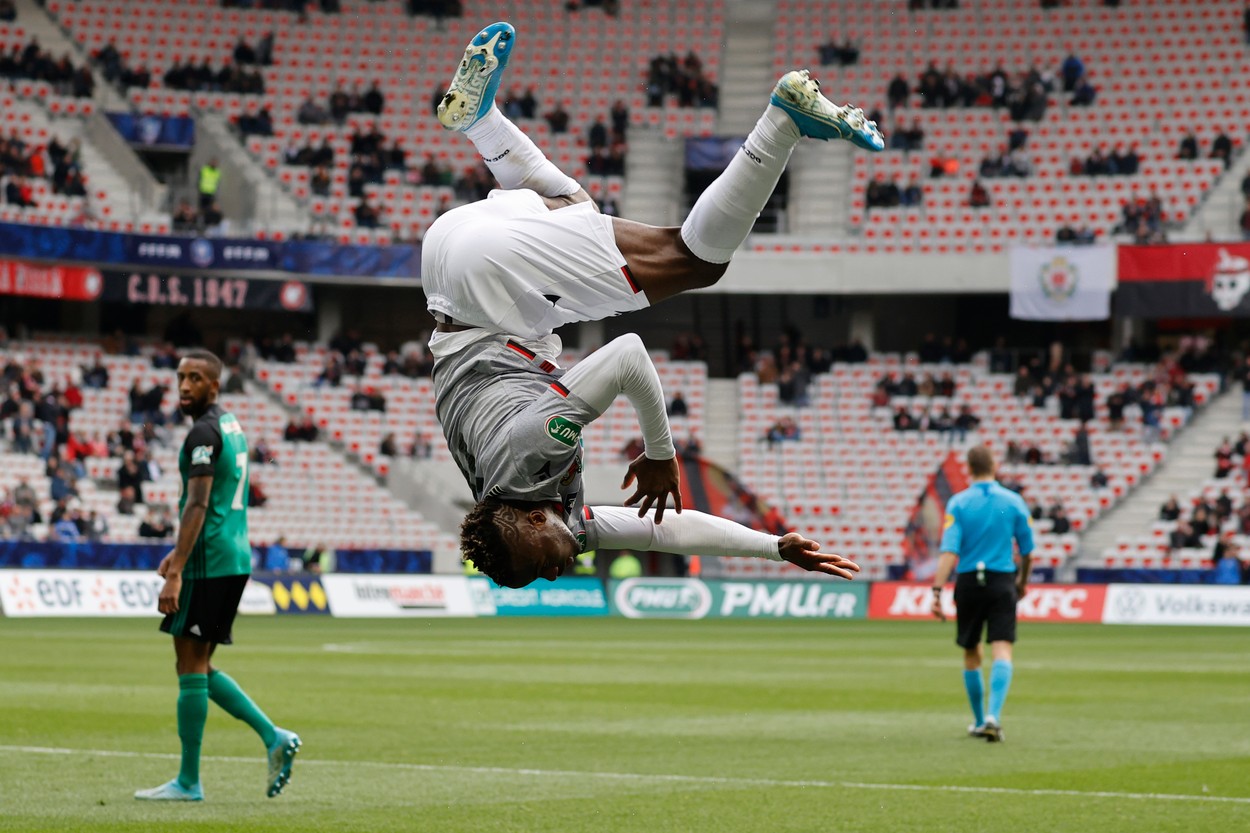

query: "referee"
left=930, top=445, right=1033, bottom=743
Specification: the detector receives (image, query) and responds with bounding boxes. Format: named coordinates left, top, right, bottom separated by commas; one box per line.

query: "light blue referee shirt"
left=939, top=480, right=1035, bottom=574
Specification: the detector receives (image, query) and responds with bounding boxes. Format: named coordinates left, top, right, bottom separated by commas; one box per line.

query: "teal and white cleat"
left=437, top=21, right=516, bottom=132
left=977, top=717, right=1004, bottom=743
left=134, top=779, right=204, bottom=801
left=266, top=728, right=301, bottom=797
left=968, top=722, right=986, bottom=738
left=770, top=69, right=884, bottom=151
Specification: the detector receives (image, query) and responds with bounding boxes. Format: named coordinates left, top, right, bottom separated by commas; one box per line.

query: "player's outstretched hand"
left=778, top=533, right=860, bottom=580
left=621, top=454, right=682, bottom=523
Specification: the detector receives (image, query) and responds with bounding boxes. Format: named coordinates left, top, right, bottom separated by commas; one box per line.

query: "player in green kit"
left=134, top=349, right=300, bottom=802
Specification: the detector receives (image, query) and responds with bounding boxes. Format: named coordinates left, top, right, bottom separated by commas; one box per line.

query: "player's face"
left=505, top=508, right=579, bottom=587
left=176, top=359, right=219, bottom=418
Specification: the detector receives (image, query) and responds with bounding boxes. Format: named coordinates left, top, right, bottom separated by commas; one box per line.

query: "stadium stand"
left=0, top=339, right=455, bottom=553
left=725, top=352, right=1220, bottom=581
left=45, top=0, right=725, bottom=242
left=1104, top=434, right=1250, bottom=571
left=763, top=0, right=1249, bottom=253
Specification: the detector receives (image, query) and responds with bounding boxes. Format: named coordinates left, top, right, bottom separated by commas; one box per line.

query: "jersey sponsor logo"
left=191, top=445, right=213, bottom=466
left=220, top=416, right=243, bottom=436
left=545, top=415, right=583, bottom=448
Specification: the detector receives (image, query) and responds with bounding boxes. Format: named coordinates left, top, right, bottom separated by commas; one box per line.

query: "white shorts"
left=421, top=189, right=649, bottom=340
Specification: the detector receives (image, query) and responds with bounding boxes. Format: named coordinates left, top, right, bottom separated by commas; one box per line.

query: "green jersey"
left=178, top=404, right=251, bottom=578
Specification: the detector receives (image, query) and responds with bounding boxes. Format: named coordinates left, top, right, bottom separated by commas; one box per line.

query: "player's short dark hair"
left=968, top=445, right=995, bottom=477
left=460, top=497, right=523, bottom=588
left=180, top=349, right=224, bottom=380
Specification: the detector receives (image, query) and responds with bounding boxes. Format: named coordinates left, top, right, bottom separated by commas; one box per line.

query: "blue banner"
left=0, top=222, right=421, bottom=280
left=0, top=540, right=166, bottom=570
left=250, top=572, right=331, bottom=614
left=107, top=112, right=196, bottom=150
left=335, top=549, right=432, bottom=574
left=470, top=575, right=608, bottom=616
left=1077, top=568, right=1216, bottom=585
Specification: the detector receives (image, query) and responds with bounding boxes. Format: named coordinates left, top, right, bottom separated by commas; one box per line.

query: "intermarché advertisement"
left=610, top=578, right=869, bottom=620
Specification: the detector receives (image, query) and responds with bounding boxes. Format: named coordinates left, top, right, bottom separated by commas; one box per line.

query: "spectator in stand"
left=667, top=391, right=688, bottom=417
left=301, top=543, right=334, bottom=574
left=1049, top=505, right=1071, bottom=534
left=1215, top=436, right=1236, bottom=478
left=0, top=0, right=15, bottom=23
left=887, top=73, right=911, bottom=109
left=765, top=416, right=801, bottom=445
left=363, top=80, right=385, bottom=115
left=1070, top=75, right=1095, bottom=106
left=1240, top=199, right=1250, bottom=241
left=543, top=102, right=570, bottom=134
left=610, top=99, right=629, bottom=137
left=1177, top=131, right=1198, bottom=160
left=900, top=177, right=923, bottom=207
left=587, top=116, right=608, bottom=151
left=968, top=179, right=991, bottom=208
left=263, top=536, right=290, bottom=571
left=117, top=452, right=146, bottom=504
left=380, top=432, right=398, bottom=457
left=1060, top=51, right=1084, bottom=92
left=138, top=505, right=174, bottom=538
left=1211, top=129, right=1234, bottom=169
left=1089, top=467, right=1109, bottom=489
left=354, top=198, right=381, bottom=229
left=248, top=477, right=268, bottom=508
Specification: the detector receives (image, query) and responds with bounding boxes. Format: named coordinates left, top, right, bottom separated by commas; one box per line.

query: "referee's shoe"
left=976, top=717, right=1004, bottom=743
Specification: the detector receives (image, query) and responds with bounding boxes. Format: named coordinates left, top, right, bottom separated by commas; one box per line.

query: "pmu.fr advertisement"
left=610, top=578, right=867, bottom=620
left=868, top=582, right=1107, bottom=623
left=320, top=575, right=478, bottom=617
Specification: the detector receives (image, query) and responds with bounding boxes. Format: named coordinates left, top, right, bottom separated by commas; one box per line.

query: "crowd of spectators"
left=0, top=0, right=14, bottom=23
left=297, top=81, right=386, bottom=125
left=0, top=38, right=95, bottom=98
left=92, top=41, right=152, bottom=90
left=873, top=369, right=959, bottom=401
left=817, top=36, right=860, bottom=67
left=979, top=145, right=1032, bottom=178
left=161, top=59, right=265, bottom=95
left=887, top=119, right=925, bottom=152
left=1054, top=223, right=1098, bottom=245
left=1177, top=129, right=1235, bottom=169
left=888, top=402, right=981, bottom=440
left=1115, top=192, right=1167, bottom=244
left=865, top=176, right=922, bottom=209
left=645, top=52, right=718, bottom=108
left=886, top=62, right=1053, bottom=122
left=1071, top=144, right=1140, bottom=177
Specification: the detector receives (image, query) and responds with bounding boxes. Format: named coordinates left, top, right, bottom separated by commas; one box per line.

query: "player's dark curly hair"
left=460, top=497, right=522, bottom=588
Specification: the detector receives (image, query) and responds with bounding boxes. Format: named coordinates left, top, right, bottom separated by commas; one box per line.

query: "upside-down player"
left=134, top=350, right=300, bottom=801
left=426, top=22, right=882, bottom=588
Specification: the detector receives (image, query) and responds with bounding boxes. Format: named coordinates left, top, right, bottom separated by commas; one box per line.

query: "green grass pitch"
left=1, top=617, right=1248, bottom=832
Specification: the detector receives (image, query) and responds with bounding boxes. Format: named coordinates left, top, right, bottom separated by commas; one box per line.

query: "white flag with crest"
left=1009, top=245, right=1114, bottom=321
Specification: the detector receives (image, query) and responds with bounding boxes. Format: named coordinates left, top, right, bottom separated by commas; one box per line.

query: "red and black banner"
left=1117, top=243, right=1250, bottom=317
left=900, top=451, right=968, bottom=577
left=676, top=454, right=789, bottom=535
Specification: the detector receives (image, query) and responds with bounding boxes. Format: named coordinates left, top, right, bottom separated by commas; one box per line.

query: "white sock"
left=462, top=107, right=580, bottom=197
left=680, top=105, right=800, bottom=263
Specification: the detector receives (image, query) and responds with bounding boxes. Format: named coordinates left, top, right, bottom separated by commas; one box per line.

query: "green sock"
left=208, top=669, right=277, bottom=748
left=177, top=673, right=209, bottom=789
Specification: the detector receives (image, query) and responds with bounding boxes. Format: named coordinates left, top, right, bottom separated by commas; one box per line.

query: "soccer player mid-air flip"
left=425, top=22, right=882, bottom=588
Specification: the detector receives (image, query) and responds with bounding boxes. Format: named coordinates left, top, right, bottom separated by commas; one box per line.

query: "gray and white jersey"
left=433, top=333, right=600, bottom=526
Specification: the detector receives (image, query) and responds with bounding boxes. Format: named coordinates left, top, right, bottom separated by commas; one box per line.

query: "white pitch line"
left=1, top=744, right=1248, bottom=806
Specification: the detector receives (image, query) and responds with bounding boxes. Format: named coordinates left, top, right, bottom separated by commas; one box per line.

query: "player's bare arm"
left=1016, top=552, right=1032, bottom=598
left=157, top=474, right=213, bottom=615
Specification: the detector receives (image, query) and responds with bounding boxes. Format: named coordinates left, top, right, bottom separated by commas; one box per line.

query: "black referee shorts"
left=160, top=574, right=249, bottom=645
left=953, top=570, right=1018, bottom=649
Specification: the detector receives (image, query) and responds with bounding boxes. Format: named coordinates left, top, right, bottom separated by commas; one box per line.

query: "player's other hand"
left=931, top=595, right=946, bottom=622
left=778, top=534, right=860, bottom=580
left=621, top=454, right=682, bottom=523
